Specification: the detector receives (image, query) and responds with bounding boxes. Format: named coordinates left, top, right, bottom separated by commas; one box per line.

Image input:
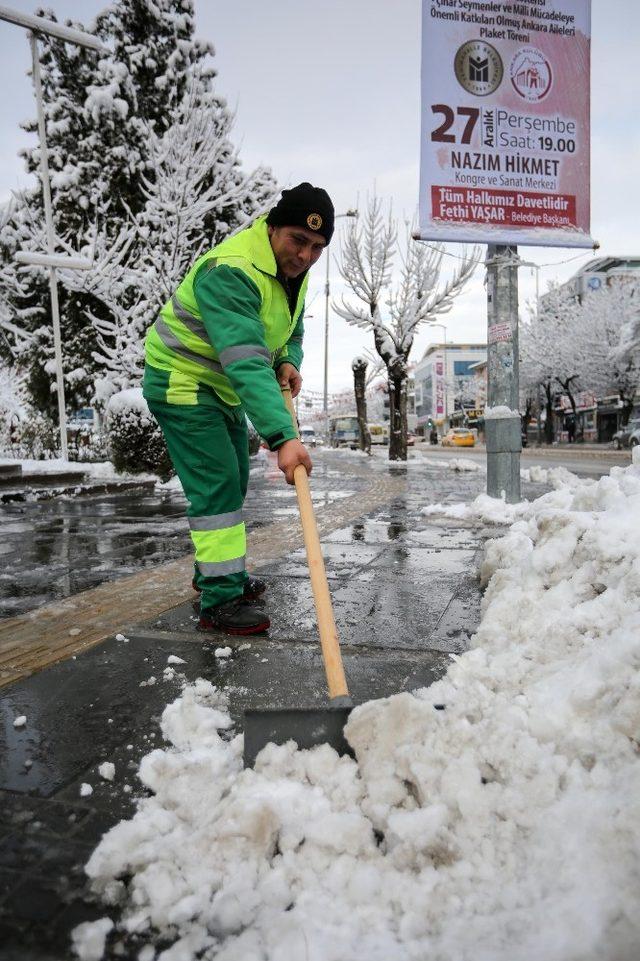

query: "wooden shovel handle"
left=281, top=387, right=349, bottom=699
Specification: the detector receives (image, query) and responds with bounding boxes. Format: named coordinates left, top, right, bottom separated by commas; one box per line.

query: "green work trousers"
left=147, top=395, right=249, bottom=610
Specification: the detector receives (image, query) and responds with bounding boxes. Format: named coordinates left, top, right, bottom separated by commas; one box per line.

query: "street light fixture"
left=428, top=322, right=448, bottom=425
left=323, top=208, right=358, bottom=440
left=0, top=6, right=106, bottom=461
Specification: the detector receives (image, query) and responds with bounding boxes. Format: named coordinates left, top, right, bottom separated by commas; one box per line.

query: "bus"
left=329, top=415, right=359, bottom=448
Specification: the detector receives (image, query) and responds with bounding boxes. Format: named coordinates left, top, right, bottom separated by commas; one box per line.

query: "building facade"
left=413, top=343, right=487, bottom=433
left=559, top=256, right=640, bottom=302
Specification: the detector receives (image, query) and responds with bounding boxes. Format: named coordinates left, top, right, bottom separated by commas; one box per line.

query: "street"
left=417, top=442, right=631, bottom=478
left=0, top=446, right=556, bottom=622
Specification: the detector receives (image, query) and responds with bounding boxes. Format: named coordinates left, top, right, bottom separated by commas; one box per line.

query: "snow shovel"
left=243, top=387, right=353, bottom=767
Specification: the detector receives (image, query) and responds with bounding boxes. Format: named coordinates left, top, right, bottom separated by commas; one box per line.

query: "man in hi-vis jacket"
left=143, top=183, right=334, bottom=635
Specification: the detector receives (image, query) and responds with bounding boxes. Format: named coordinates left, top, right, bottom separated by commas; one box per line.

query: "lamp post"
left=428, top=322, right=448, bottom=427
left=0, top=6, right=106, bottom=461
left=323, top=208, right=357, bottom=441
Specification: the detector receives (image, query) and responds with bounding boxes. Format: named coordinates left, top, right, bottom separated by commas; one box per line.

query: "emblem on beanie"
left=307, top=213, right=323, bottom=230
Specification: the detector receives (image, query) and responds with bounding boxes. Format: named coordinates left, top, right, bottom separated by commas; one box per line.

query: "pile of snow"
left=446, top=457, right=483, bottom=473
left=105, top=387, right=150, bottom=418
left=0, top=456, right=160, bottom=484
left=519, top=464, right=586, bottom=489
left=483, top=405, right=520, bottom=419
left=74, top=464, right=640, bottom=961
left=422, top=492, right=529, bottom=526
left=423, top=466, right=588, bottom=526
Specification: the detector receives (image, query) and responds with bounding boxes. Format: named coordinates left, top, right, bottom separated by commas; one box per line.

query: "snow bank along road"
left=418, top=442, right=631, bottom=479
left=73, top=454, right=640, bottom=961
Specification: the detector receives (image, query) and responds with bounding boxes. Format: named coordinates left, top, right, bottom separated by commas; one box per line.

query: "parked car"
left=441, top=428, right=475, bottom=448
left=630, top=426, right=640, bottom=449
left=612, top=418, right=640, bottom=450
left=299, top=425, right=317, bottom=447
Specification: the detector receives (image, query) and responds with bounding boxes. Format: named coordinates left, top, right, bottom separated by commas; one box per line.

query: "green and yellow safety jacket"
left=143, top=215, right=306, bottom=450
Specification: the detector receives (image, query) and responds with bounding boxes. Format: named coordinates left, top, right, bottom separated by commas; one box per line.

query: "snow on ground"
left=0, top=456, right=160, bottom=483
left=74, top=461, right=640, bottom=961
left=422, top=466, right=592, bottom=526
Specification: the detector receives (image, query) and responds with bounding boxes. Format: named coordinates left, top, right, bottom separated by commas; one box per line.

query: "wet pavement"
left=0, top=458, right=361, bottom=619
left=0, top=448, right=552, bottom=960
left=0, top=490, right=189, bottom=618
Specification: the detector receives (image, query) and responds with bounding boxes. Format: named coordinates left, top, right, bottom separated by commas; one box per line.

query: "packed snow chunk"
left=80, top=783, right=94, bottom=798
left=79, top=463, right=640, bottom=960
left=167, top=655, right=186, bottom=665
left=484, top=405, right=520, bottom=418
left=71, top=917, right=113, bottom=961
left=423, top=491, right=529, bottom=525
left=214, top=646, right=232, bottom=659
left=521, top=463, right=552, bottom=483
left=115, top=633, right=130, bottom=643
left=13, top=715, right=27, bottom=728
left=98, top=762, right=115, bottom=782
left=447, top=457, right=483, bottom=472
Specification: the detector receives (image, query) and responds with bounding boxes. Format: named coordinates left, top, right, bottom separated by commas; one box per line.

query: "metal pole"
left=535, top=266, right=541, bottom=447
left=485, top=244, right=521, bottom=503
left=323, top=248, right=330, bottom=443
left=30, top=32, right=68, bottom=461
left=442, top=328, right=448, bottom=426
left=537, top=382, right=543, bottom=446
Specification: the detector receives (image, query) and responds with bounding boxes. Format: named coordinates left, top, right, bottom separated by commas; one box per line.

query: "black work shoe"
left=198, top=599, right=270, bottom=636
left=192, top=575, right=267, bottom=601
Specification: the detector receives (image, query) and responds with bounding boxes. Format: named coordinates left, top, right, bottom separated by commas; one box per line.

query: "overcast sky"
left=1, top=0, right=638, bottom=395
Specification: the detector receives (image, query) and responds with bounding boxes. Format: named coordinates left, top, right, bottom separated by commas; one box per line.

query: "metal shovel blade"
left=243, top=705, right=353, bottom=768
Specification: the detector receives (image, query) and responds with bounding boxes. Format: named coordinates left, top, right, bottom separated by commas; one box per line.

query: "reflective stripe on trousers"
left=188, top=510, right=246, bottom=576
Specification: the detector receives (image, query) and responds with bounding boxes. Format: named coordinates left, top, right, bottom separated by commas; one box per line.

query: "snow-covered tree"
left=0, top=0, right=276, bottom=417
left=129, top=78, right=277, bottom=327
left=448, top=373, right=477, bottom=414
left=520, top=279, right=640, bottom=441
left=53, top=80, right=276, bottom=407
left=351, top=356, right=371, bottom=454
left=616, top=284, right=640, bottom=367
left=519, top=284, right=583, bottom=443
left=578, top=281, right=639, bottom=424
left=335, top=196, right=479, bottom=460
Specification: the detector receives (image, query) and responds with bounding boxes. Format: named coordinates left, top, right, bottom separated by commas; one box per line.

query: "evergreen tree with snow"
left=0, top=0, right=276, bottom=420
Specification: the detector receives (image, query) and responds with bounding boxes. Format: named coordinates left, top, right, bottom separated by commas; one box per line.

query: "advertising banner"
left=435, top=355, right=445, bottom=417
left=419, top=0, right=592, bottom=247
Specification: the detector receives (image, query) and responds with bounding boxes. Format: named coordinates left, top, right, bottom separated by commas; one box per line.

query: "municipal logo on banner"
left=454, top=40, right=503, bottom=96
left=510, top=47, right=553, bottom=102
left=418, top=0, right=593, bottom=248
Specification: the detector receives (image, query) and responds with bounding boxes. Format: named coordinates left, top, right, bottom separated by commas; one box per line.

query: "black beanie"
left=267, top=183, right=335, bottom=245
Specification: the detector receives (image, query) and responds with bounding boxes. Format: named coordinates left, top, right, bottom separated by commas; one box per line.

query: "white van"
left=368, top=423, right=389, bottom=445
left=299, top=425, right=317, bottom=447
